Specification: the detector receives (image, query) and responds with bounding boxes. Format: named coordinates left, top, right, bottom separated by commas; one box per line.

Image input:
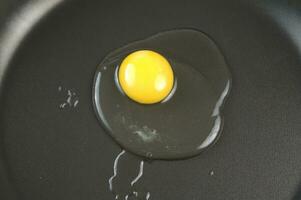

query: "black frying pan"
left=0, top=0, right=301, bottom=199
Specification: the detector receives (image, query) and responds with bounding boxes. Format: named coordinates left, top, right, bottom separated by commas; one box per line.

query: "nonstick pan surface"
left=0, top=0, right=301, bottom=199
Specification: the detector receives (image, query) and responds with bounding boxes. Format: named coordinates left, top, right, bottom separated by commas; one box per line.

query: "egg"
left=93, top=29, right=231, bottom=160
left=118, top=50, right=174, bottom=104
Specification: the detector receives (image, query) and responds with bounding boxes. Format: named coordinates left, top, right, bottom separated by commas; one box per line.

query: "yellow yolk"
left=118, top=50, right=174, bottom=104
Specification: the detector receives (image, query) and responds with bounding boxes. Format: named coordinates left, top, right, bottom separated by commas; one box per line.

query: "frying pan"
left=0, top=0, right=301, bottom=199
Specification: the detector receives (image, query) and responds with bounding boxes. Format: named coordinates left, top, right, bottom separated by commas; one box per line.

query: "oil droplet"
left=58, top=86, right=79, bottom=109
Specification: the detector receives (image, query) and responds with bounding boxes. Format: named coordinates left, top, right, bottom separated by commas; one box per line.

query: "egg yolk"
left=118, top=50, right=174, bottom=104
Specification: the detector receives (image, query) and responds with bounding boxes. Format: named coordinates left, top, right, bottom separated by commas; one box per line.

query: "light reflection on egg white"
left=198, top=80, right=230, bottom=149
left=94, top=72, right=112, bottom=132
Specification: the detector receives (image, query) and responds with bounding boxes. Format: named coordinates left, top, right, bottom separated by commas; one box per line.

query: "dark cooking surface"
left=0, top=0, right=301, bottom=199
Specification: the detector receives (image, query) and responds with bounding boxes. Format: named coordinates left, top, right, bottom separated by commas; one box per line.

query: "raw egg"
left=93, top=29, right=231, bottom=160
